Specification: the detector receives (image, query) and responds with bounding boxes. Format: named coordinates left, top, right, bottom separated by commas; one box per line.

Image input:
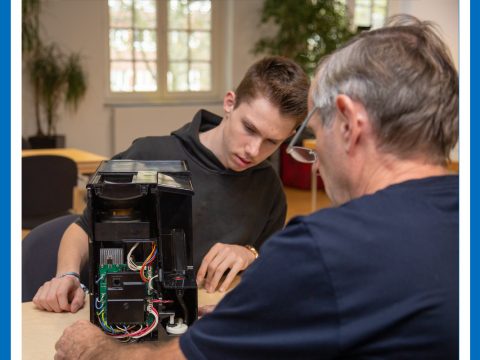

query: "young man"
left=33, top=56, right=309, bottom=312
left=55, top=14, right=459, bottom=359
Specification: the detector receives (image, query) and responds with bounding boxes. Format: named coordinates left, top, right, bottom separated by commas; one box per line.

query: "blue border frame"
left=7, top=1, right=475, bottom=358
left=1, top=0, right=10, bottom=357
left=471, top=0, right=478, bottom=358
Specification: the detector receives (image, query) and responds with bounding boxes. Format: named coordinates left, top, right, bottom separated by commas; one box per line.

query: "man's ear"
left=335, top=94, right=368, bottom=153
left=223, top=91, right=236, bottom=114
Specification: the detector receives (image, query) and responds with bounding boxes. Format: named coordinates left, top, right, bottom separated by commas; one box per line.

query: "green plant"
left=253, top=0, right=357, bottom=76
left=22, top=0, right=87, bottom=136
left=22, top=0, right=41, bottom=54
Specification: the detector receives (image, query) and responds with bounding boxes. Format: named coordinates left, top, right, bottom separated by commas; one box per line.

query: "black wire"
left=176, top=290, right=188, bottom=324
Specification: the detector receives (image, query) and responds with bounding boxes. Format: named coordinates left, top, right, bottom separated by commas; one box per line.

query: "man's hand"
left=196, top=243, right=256, bottom=293
left=54, top=320, right=113, bottom=360
left=33, top=275, right=85, bottom=313
left=198, top=305, right=216, bottom=318
left=55, top=321, right=186, bottom=360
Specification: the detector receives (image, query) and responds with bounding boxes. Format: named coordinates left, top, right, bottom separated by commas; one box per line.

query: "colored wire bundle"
left=97, top=241, right=160, bottom=340
left=127, top=242, right=158, bottom=282
left=95, top=300, right=159, bottom=340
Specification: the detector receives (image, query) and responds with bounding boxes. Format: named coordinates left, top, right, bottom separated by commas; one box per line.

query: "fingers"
left=32, top=276, right=81, bottom=313
left=204, top=254, right=235, bottom=293
left=54, top=320, right=88, bottom=359
left=201, top=244, right=253, bottom=293
left=33, top=280, right=57, bottom=312
left=218, top=260, right=243, bottom=292
left=70, top=286, right=86, bottom=313
left=196, top=243, right=222, bottom=286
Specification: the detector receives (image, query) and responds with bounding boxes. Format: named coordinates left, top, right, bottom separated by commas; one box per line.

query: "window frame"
left=105, top=0, right=225, bottom=105
left=344, top=0, right=389, bottom=30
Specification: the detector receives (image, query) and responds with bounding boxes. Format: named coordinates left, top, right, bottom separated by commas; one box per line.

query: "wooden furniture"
left=22, top=277, right=240, bottom=359
left=22, top=155, right=78, bottom=229
left=447, top=161, right=459, bottom=173
left=22, top=148, right=107, bottom=176
left=302, top=139, right=319, bottom=211
left=21, top=148, right=107, bottom=231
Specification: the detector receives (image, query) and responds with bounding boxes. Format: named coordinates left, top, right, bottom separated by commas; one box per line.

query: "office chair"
left=22, top=214, right=89, bottom=302
left=22, top=137, right=31, bottom=149
left=22, top=155, right=78, bottom=229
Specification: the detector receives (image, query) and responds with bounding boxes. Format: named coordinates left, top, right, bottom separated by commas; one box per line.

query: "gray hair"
left=311, top=14, right=458, bottom=165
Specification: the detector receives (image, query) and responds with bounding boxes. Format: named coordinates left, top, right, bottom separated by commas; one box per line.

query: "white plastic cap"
left=166, top=318, right=188, bottom=335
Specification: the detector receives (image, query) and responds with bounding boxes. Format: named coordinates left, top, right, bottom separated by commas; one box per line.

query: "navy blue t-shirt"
left=180, top=175, right=458, bottom=359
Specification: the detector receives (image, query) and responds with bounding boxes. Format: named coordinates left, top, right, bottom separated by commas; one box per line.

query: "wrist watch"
left=244, top=245, right=259, bottom=259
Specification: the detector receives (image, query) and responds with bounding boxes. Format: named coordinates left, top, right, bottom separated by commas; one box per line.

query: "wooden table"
left=22, top=148, right=107, bottom=175
left=22, top=277, right=240, bottom=360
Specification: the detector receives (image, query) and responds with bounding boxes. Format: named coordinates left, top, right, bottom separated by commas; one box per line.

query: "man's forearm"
left=56, top=223, right=89, bottom=276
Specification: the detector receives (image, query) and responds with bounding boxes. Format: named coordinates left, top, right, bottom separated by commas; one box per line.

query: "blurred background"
left=21, top=0, right=459, bottom=228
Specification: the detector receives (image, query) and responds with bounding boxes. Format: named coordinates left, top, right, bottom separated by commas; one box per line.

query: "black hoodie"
left=77, top=109, right=287, bottom=269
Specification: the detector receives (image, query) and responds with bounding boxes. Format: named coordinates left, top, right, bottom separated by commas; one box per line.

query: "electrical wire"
left=148, top=274, right=158, bottom=292
left=176, top=290, right=189, bottom=324
left=139, top=243, right=157, bottom=282
left=127, top=242, right=157, bottom=282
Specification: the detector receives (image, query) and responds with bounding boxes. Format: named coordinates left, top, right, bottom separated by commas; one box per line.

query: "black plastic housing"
left=87, top=160, right=198, bottom=341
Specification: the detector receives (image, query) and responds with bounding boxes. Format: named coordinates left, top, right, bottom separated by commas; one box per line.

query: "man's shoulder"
left=130, top=135, right=176, bottom=146
left=293, top=175, right=458, bottom=245
left=114, top=135, right=183, bottom=160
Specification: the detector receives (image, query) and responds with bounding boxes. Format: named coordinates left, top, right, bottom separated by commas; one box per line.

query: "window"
left=167, top=0, right=212, bottom=92
left=109, top=0, right=157, bottom=92
left=342, top=0, right=388, bottom=30
left=108, top=0, right=221, bottom=102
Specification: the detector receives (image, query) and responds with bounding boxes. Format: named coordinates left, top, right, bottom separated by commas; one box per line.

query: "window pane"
left=110, top=29, right=133, bottom=60
left=371, top=12, right=385, bottom=29
left=168, top=0, right=189, bottom=29
left=111, top=61, right=133, bottom=92
left=189, top=62, right=211, bottom=91
left=134, top=30, right=157, bottom=60
left=189, top=1, right=211, bottom=30
left=134, top=0, right=156, bottom=28
left=135, top=61, right=157, bottom=91
left=355, top=6, right=372, bottom=27
left=189, top=31, right=211, bottom=61
left=168, top=31, right=189, bottom=60
left=109, top=0, right=214, bottom=95
left=109, top=0, right=132, bottom=27
left=168, top=62, right=189, bottom=91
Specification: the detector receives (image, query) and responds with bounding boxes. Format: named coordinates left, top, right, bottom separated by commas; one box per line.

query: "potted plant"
left=23, top=0, right=87, bottom=148
left=252, top=0, right=357, bottom=76
left=252, top=0, right=356, bottom=189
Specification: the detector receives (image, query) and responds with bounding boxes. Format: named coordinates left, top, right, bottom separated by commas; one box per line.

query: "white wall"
left=388, top=0, right=459, bottom=161
left=22, top=0, right=459, bottom=159
left=388, top=0, right=458, bottom=69
left=22, top=0, right=268, bottom=157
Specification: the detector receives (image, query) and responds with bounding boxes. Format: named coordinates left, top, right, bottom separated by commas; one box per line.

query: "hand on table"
left=33, top=275, right=85, bottom=313
left=54, top=320, right=113, bottom=360
left=196, top=243, right=256, bottom=293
